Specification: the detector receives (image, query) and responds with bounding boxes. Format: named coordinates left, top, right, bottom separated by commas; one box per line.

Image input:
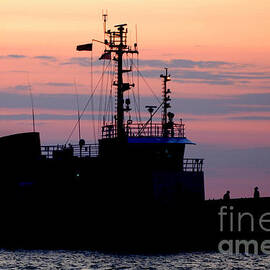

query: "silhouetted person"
left=254, top=187, right=260, bottom=199
left=223, top=190, right=230, bottom=200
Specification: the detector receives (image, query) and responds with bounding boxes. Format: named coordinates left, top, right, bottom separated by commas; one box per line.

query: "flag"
left=76, top=43, right=93, bottom=51
left=99, top=52, right=111, bottom=60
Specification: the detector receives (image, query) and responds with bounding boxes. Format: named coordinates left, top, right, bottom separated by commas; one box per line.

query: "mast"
left=104, top=24, right=138, bottom=138
left=116, top=24, right=125, bottom=138
left=77, top=19, right=138, bottom=140
left=160, top=68, right=171, bottom=137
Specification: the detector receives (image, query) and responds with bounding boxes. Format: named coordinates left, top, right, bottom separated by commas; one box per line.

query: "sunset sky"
left=1, top=0, right=270, bottom=198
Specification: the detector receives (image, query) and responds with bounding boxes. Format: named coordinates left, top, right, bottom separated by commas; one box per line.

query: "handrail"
left=102, top=122, right=185, bottom=139
left=41, top=145, right=203, bottom=172
left=41, top=144, right=99, bottom=159
left=183, top=158, right=204, bottom=172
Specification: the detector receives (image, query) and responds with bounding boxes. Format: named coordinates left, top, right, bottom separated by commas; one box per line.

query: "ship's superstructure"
left=41, top=21, right=205, bottom=204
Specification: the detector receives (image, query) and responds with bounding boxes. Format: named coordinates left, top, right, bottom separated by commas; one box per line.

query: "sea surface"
left=0, top=249, right=269, bottom=270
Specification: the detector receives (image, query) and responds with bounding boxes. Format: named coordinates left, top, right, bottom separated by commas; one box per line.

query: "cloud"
left=139, top=59, right=236, bottom=69
left=222, top=71, right=268, bottom=76
left=140, top=93, right=270, bottom=115
left=173, top=93, right=270, bottom=115
left=8, top=70, right=29, bottom=73
left=86, top=63, right=262, bottom=85
left=45, top=82, right=74, bottom=87
left=13, top=85, right=29, bottom=91
left=0, top=55, right=58, bottom=62
left=0, top=113, right=95, bottom=121
left=0, top=54, right=27, bottom=59
left=137, top=59, right=167, bottom=68
left=140, top=68, right=270, bottom=85
left=61, top=57, right=99, bottom=67
left=60, top=56, right=269, bottom=87
left=0, top=91, right=269, bottom=117
left=0, top=85, right=29, bottom=92
left=227, top=116, right=270, bottom=120
left=7, top=54, right=26, bottom=59
left=62, top=57, right=237, bottom=70
left=175, top=79, right=235, bottom=85
left=231, top=93, right=270, bottom=106
left=33, top=56, right=57, bottom=62
left=0, top=92, right=97, bottom=111
left=60, top=55, right=267, bottom=86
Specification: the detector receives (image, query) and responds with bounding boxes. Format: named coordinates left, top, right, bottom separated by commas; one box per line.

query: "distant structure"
left=254, top=187, right=260, bottom=198
left=223, top=190, right=230, bottom=200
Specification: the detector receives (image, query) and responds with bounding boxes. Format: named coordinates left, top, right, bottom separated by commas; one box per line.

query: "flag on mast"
left=76, top=43, right=93, bottom=51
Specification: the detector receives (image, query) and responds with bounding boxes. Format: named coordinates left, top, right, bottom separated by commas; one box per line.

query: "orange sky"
left=1, top=0, right=270, bottom=198
left=1, top=1, right=270, bottom=59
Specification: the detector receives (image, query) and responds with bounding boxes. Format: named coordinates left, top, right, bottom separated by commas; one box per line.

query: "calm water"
left=0, top=249, right=269, bottom=270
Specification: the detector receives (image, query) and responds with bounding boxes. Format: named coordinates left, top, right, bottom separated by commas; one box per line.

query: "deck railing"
left=183, top=158, right=204, bottom=172
left=40, top=146, right=203, bottom=172
left=41, top=144, right=99, bottom=159
left=102, top=122, right=185, bottom=139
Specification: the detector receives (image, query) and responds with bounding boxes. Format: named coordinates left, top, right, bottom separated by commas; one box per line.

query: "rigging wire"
left=26, top=73, right=36, bottom=133
left=73, top=79, right=81, bottom=142
left=98, top=59, right=106, bottom=131
left=104, top=64, right=111, bottom=122
left=135, top=24, right=141, bottom=122
left=129, top=55, right=139, bottom=122
left=104, top=61, right=115, bottom=124
left=137, top=100, right=164, bottom=136
left=130, top=61, right=161, bottom=103
left=121, top=54, right=140, bottom=123
left=109, top=65, right=115, bottom=124
left=103, top=60, right=111, bottom=124
left=90, top=50, right=97, bottom=143
left=128, top=62, right=133, bottom=122
left=65, top=61, right=111, bottom=145
left=131, top=88, right=139, bottom=122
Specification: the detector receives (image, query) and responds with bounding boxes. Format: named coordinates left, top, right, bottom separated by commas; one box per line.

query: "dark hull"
left=1, top=159, right=204, bottom=252
left=2, top=195, right=270, bottom=253
left=0, top=132, right=268, bottom=253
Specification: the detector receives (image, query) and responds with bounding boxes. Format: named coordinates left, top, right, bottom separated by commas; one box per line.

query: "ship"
left=0, top=16, right=269, bottom=254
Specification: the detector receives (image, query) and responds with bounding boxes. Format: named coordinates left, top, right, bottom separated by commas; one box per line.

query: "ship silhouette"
left=0, top=17, right=269, bottom=254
